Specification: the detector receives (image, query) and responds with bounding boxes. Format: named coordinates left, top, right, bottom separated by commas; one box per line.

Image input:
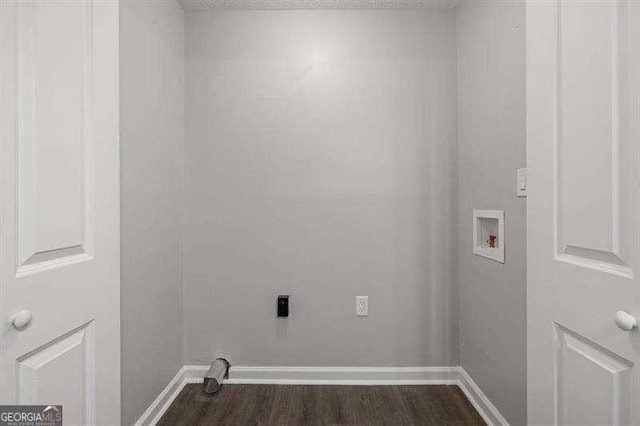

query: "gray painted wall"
left=183, top=10, right=459, bottom=367
left=457, top=1, right=527, bottom=424
left=120, top=1, right=185, bottom=424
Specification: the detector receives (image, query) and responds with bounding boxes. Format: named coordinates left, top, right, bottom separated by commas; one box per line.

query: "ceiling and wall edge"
left=178, top=0, right=462, bottom=11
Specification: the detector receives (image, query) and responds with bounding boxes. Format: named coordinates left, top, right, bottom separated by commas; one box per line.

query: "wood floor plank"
left=157, top=384, right=487, bottom=425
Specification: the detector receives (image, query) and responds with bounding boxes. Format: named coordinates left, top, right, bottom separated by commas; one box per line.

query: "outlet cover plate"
left=356, top=296, right=368, bottom=316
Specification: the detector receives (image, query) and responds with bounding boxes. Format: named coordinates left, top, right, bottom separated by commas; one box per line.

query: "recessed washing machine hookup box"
left=473, top=210, right=505, bottom=263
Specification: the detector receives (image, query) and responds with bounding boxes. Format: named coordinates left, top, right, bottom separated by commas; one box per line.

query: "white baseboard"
left=133, top=366, right=212, bottom=426
left=133, top=366, right=187, bottom=426
left=135, top=365, right=508, bottom=426
left=457, top=367, right=509, bottom=426
left=183, top=365, right=210, bottom=383
left=227, top=366, right=460, bottom=385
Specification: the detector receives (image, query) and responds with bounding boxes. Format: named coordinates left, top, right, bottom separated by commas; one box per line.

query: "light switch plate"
left=517, top=168, right=528, bottom=197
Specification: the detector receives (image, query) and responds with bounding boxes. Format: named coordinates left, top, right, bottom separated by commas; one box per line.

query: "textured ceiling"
left=178, top=0, right=461, bottom=10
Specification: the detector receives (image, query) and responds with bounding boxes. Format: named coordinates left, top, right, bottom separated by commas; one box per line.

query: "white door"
left=527, top=0, right=640, bottom=424
left=0, top=1, right=120, bottom=425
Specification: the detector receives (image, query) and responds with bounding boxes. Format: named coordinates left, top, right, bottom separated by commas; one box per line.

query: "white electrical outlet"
left=356, top=296, right=368, bottom=316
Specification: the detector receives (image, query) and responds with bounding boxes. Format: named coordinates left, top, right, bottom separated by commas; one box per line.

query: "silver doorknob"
left=615, top=311, right=637, bottom=331
left=9, top=309, right=32, bottom=330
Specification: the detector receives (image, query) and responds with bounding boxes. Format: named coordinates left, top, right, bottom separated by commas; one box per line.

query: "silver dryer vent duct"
left=203, top=358, right=230, bottom=394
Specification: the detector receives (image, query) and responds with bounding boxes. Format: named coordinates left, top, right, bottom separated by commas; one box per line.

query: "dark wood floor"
left=158, top=384, right=486, bottom=425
